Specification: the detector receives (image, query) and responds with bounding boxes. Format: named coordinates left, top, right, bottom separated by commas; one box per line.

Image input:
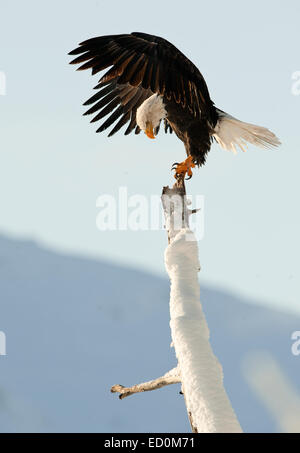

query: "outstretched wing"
left=69, top=32, right=214, bottom=136
left=82, top=79, right=152, bottom=136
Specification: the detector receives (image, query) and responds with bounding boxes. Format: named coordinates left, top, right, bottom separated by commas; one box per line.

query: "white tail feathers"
left=212, top=109, right=281, bottom=154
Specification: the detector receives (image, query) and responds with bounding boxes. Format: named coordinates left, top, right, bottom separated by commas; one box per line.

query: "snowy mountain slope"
left=0, top=234, right=299, bottom=433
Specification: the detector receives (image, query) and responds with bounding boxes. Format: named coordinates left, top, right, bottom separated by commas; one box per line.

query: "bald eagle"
left=69, top=32, right=280, bottom=179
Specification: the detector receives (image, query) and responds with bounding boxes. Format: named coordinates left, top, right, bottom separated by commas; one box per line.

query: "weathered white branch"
left=110, top=177, right=242, bottom=433
left=162, top=181, right=243, bottom=433
left=111, top=367, right=181, bottom=400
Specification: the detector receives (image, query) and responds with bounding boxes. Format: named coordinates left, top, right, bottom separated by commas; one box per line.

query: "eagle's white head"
left=136, top=94, right=167, bottom=139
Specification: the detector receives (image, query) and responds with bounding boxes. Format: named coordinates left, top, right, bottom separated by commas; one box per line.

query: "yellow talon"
left=173, top=156, right=195, bottom=179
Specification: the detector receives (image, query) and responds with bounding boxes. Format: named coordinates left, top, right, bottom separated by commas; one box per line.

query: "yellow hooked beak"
left=145, top=121, right=155, bottom=139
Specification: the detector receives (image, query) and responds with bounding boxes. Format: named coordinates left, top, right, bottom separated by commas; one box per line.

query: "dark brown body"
left=165, top=99, right=218, bottom=166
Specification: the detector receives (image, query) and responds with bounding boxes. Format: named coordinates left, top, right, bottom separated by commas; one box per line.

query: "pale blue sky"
left=1, top=0, right=299, bottom=313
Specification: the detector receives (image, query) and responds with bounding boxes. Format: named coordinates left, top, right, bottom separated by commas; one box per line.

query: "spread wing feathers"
left=213, top=110, right=281, bottom=153
left=82, top=78, right=153, bottom=136
left=69, top=32, right=214, bottom=136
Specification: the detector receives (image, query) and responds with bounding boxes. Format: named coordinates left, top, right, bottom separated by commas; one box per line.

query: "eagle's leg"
left=172, top=155, right=195, bottom=180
